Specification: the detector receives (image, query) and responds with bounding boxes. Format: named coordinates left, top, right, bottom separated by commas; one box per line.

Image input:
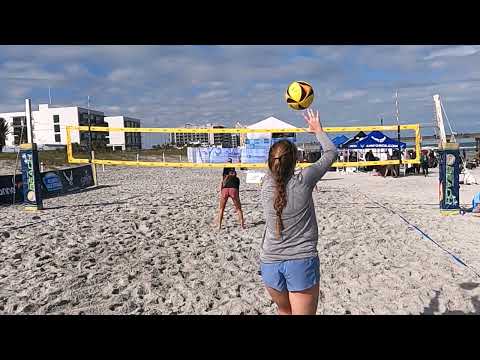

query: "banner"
left=20, top=144, right=43, bottom=210
left=208, top=148, right=241, bottom=163
left=0, top=164, right=94, bottom=205
left=272, top=136, right=296, bottom=145
left=40, top=165, right=95, bottom=197
left=242, top=138, right=271, bottom=164
left=242, top=137, right=296, bottom=164
left=0, top=174, right=22, bottom=204
left=246, top=171, right=266, bottom=184
left=439, top=148, right=460, bottom=214
left=187, top=147, right=241, bottom=164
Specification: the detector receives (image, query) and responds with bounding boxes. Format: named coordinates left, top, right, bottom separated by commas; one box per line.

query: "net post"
left=91, top=150, right=98, bottom=186
left=397, top=124, right=402, bottom=176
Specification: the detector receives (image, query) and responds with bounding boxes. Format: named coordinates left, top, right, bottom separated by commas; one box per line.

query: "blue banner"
left=208, top=147, right=241, bottom=163
left=20, top=145, right=43, bottom=209
left=439, top=148, right=460, bottom=213
left=243, top=138, right=271, bottom=163
left=187, top=147, right=241, bottom=163
left=242, top=137, right=296, bottom=163
left=0, top=164, right=95, bottom=205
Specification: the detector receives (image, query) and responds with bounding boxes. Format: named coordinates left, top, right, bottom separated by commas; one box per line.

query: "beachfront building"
left=104, top=116, right=142, bottom=151
left=0, top=104, right=109, bottom=151
left=231, top=133, right=241, bottom=147
left=170, top=123, right=234, bottom=147
left=0, top=112, right=28, bottom=148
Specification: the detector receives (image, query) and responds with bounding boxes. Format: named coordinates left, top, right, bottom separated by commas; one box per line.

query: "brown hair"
left=268, top=140, right=298, bottom=239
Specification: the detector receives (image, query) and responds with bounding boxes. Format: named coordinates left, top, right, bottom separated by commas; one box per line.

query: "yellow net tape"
left=66, top=124, right=421, bottom=168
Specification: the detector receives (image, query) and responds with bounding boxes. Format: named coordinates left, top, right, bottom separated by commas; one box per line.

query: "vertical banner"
left=20, top=143, right=43, bottom=211
left=439, top=145, right=460, bottom=215
left=242, top=138, right=271, bottom=163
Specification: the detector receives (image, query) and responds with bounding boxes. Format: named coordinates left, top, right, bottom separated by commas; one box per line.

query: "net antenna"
left=394, top=90, right=403, bottom=167
left=433, top=94, right=448, bottom=145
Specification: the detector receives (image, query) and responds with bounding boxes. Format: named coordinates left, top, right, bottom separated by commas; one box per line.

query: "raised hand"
left=302, top=109, right=323, bottom=133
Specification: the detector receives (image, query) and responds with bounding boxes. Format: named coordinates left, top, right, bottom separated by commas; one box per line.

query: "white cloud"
left=0, top=61, right=65, bottom=82
left=425, top=45, right=480, bottom=60
left=107, top=68, right=143, bottom=82
left=330, top=89, right=367, bottom=101
left=430, top=60, right=446, bottom=69
left=197, top=90, right=230, bottom=99
left=0, top=45, right=479, bottom=134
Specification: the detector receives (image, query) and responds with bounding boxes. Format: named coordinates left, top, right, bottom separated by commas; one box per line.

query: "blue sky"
left=1, top=45, right=479, bottom=136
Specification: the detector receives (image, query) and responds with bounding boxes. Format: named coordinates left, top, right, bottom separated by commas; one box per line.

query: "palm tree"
left=0, top=117, right=10, bottom=153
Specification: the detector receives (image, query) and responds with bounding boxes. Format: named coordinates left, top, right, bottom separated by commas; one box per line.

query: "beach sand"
left=1, top=165, right=480, bottom=315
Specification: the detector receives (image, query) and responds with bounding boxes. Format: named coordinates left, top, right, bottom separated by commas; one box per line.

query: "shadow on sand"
left=421, top=284, right=480, bottom=315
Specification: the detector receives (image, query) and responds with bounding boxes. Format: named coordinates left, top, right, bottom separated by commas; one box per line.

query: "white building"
left=0, top=104, right=108, bottom=150
left=170, top=123, right=234, bottom=147
left=0, top=104, right=148, bottom=152
left=104, top=116, right=142, bottom=151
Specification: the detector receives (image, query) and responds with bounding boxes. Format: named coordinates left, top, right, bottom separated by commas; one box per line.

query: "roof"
left=331, top=135, right=350, bottom=148
left=247, top=116, right=297, bottom=130
left=246, top=116, right=297, bottom=139
left=348, top=131, right=407, bottom=149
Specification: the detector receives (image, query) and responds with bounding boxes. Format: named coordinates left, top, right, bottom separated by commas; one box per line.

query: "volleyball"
left=285, top=81, right=314, bottom=110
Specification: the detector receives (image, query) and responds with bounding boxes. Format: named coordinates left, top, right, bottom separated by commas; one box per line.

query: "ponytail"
left=268, top=140, right=297, bottom=239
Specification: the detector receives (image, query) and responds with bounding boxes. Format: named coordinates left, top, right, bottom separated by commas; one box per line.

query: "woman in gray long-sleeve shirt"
left=260, top=109, right=337, bottom=315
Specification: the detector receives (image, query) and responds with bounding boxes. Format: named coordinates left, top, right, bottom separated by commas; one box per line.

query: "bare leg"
left=232, top=197, right=245, bottom=229
left=288, top=282, right=320, bottom=315
left=216, top=197, right=227, bottom=230
left=265, top=287, right=292, bottom=315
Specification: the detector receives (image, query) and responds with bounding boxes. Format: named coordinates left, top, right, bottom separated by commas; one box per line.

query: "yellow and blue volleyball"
left=285, top=81, right=314, bottom=110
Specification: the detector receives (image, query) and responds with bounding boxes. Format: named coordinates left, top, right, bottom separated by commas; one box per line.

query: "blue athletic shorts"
left=260, top=256, right=320, bottom=292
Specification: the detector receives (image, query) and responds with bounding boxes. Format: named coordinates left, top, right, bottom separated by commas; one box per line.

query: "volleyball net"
left=65, top=124, right=421, bottom=169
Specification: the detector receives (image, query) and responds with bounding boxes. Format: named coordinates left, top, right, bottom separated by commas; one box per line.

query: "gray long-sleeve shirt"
left=260, top=131, right=337, bottom=262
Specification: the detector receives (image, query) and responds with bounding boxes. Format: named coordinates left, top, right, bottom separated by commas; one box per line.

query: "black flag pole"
left=395, top=90, right=402, bottom=176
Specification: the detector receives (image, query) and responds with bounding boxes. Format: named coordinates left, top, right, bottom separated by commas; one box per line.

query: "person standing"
left=421, top=151, right=429, bottom=176
left=216, top=169, right=245, bottom=230
left=259, top=109, right=337, bottom=315
left=222, top=158, right=235, bottom=178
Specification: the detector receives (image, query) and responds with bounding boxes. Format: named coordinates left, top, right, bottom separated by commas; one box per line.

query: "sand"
left=1, top=165, right=480, bottom=315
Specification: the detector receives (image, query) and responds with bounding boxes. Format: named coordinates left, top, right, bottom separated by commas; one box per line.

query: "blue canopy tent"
left=339, top=131, right=367, bottom=149
left=331, top=135, right=350, bottom=148
left=347, top=131, right=406, bottom=149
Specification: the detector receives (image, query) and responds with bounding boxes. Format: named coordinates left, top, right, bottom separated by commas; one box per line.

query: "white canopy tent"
left=242, top=116, right=298, bottom=184
left=246, top=116, right=298, bottom=140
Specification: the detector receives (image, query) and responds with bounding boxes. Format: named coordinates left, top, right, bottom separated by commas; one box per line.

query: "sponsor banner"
left=208, top=148, right=241, bottom=163
left=40, top=165, right=94, bottom=197
left=439, top=149, right=460, bottom=212
left=242, top=138, right=271, bottom=164
left=0, top=174, right=23, bottom=204
left=246, top=171, right=266, bottom=184
left=187, top=147, right=241, bottom=164
left=272, top=136, right=296, bottom=145
left=20, top=146, right=43, bottom=209
left=0, top=164, right=94, bottom=205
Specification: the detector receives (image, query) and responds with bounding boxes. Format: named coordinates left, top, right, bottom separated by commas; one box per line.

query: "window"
left=12, top=116, right=26, bottom=126
left=55, top=134, right=61, bottom=143
left=53, top=115, right=60, bottom=123
left=12, top=117, right=27, bottom=145
left=54, top=124, right=60, bottom=133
